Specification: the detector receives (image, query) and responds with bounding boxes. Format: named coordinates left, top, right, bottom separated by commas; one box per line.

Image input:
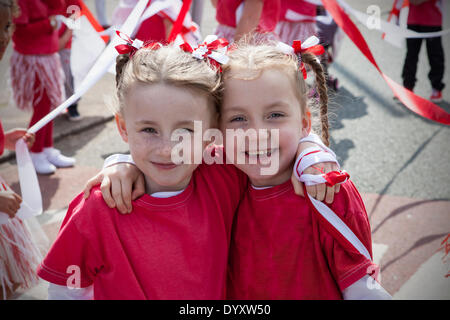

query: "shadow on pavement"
left=368, top=127, right=443, bottom=219
left=54, top=120, right=109, bottom=158
left=372, top=198, right=450, bottom=234
left=332, top=61, right=407, bottom=118
left=382, top=232, right=449, bottom=273
left=10, top=175, right=60, bottom=212
left=324, top=86, right=368, bottom=166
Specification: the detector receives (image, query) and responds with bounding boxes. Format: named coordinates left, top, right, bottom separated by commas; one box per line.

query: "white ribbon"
left=0, top=140, right=42, bottom=224
left=276, top=35, right=321, bottom=55
left=293, top=132, right=371, bottom=261
left=190, top=35, right=229, bottom=65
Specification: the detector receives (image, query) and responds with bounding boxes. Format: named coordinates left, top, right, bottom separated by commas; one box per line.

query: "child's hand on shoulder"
left=291, top=141, right=340, bottom=204
left=83, top=163, right=145, bottom=214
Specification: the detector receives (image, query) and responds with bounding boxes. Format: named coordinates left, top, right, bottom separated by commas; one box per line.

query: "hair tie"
left=180, top=35, right=229, bottom=72
left=277, top=36, right=325, bottom=79
left=114, top=30, right=162, bottom=58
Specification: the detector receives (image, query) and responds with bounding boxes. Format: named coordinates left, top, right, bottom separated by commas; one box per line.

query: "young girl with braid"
left=222, top=40, right=391, bottom=299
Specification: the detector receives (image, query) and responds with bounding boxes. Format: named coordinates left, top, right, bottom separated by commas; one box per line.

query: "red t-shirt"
left=37, top=163, right=248, bottom=300
left=216, top=0, right=281, bottom=32
left=408, top=0, right=442, bottom=26
left=13, top=0, right=65, bottom=55
left=279, top=0, right=316, bottom=22
left=227, top=180, right=376, bottom=299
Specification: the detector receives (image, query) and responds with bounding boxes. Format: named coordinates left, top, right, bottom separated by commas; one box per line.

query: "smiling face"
left=221, top=67, right=310, bottom=187
left=0, top=5, right=12, bottom=60
left=116, top=82, right=216, bottom=193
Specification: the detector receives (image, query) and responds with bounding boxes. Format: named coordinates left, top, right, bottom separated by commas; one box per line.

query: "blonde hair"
left=115, top=44, right=222, bottom=115
left=223, top=40, right=330, bottom=146
left=0, top=0, right=19, bottom=16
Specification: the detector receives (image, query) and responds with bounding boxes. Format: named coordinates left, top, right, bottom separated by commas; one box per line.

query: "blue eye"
left=142, top=127, right=157, bottom=134
left=268, top=112, right=284, bottom=119
left=230, top=116, right=246, bottom=123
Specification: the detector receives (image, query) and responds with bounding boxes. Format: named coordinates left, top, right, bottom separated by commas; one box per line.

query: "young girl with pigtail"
left=221, top=40, right=391, bottom=299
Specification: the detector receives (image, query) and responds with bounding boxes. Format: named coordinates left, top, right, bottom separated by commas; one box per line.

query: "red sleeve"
left=36, top=193, right=103, bottom=288
left=321, top=181, right=377, bottom=291
left=0, top=120, right=4, bottom=156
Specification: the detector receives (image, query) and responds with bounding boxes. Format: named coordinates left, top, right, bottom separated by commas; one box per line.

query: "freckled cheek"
left=128, top=133, right=158, bottom=159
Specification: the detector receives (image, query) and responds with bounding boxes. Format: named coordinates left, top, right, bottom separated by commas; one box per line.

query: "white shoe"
left=30, top=152, right=56, bottom=175
left=43, top=148, right=76, bottom=168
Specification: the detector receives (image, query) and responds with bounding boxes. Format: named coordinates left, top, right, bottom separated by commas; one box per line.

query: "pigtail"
left=301, top=52, right=330, bottom=147
left=115, top=54, right=130, bottom=87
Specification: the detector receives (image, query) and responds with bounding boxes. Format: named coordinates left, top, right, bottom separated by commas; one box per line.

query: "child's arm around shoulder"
left=83, top=154, right=145, bottom=214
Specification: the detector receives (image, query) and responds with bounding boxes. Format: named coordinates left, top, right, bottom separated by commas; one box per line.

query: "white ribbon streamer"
left=294, top=132, right=371, bottom=261
left=307, top=193, right=372, bottom=261
left=0, top=140, right=42, bottom=224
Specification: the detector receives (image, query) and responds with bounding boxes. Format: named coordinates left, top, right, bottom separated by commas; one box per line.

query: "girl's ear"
left=115, top=113, right=128, bottom=143
left=301, top=109, right=312, bottom=138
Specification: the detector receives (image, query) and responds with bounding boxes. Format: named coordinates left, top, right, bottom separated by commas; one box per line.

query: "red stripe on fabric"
left=296, top=149, right=321, bottom=176
left=167, top=0, right=193, bottom=43
left=322, top=0, right=450, bottom=125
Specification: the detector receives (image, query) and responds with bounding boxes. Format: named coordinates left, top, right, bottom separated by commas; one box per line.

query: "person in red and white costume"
left=211, top=0, right=280, bottom=42
left=276, top=0, right=317, bottom=44
left=0, top=119, right=43, bottom=301
left=10, top=0, right=76, bottom=175
left=401, top=0, right=445, bottom=102
left=0, top=1, right=49, bottom=301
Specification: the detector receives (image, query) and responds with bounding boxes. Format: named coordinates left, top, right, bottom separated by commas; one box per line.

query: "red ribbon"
left=322, top=0, right=450, bottom=126
left=115, top=31, right=161, bottom=57
left=179, top=37, right=229, bottom=71
left=292, top=40, right=325, bottom=79
left=167, top=0, right=193, bottom=43
left=179, top=42, right=193, bottom=53
left=323, top=170, right=350, bottom=187
left=115, top=31, right=138, bottom=56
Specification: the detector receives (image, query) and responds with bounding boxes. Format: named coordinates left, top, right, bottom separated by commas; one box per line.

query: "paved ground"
left=0, top=0, right=448, bottom=299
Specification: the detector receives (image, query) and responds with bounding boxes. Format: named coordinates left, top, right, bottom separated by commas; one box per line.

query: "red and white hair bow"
left=276, top=36, right=325, bottom=79
left=180, top=35, right=229, bottom=70
left=114, top=30, right=162, bottom=57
